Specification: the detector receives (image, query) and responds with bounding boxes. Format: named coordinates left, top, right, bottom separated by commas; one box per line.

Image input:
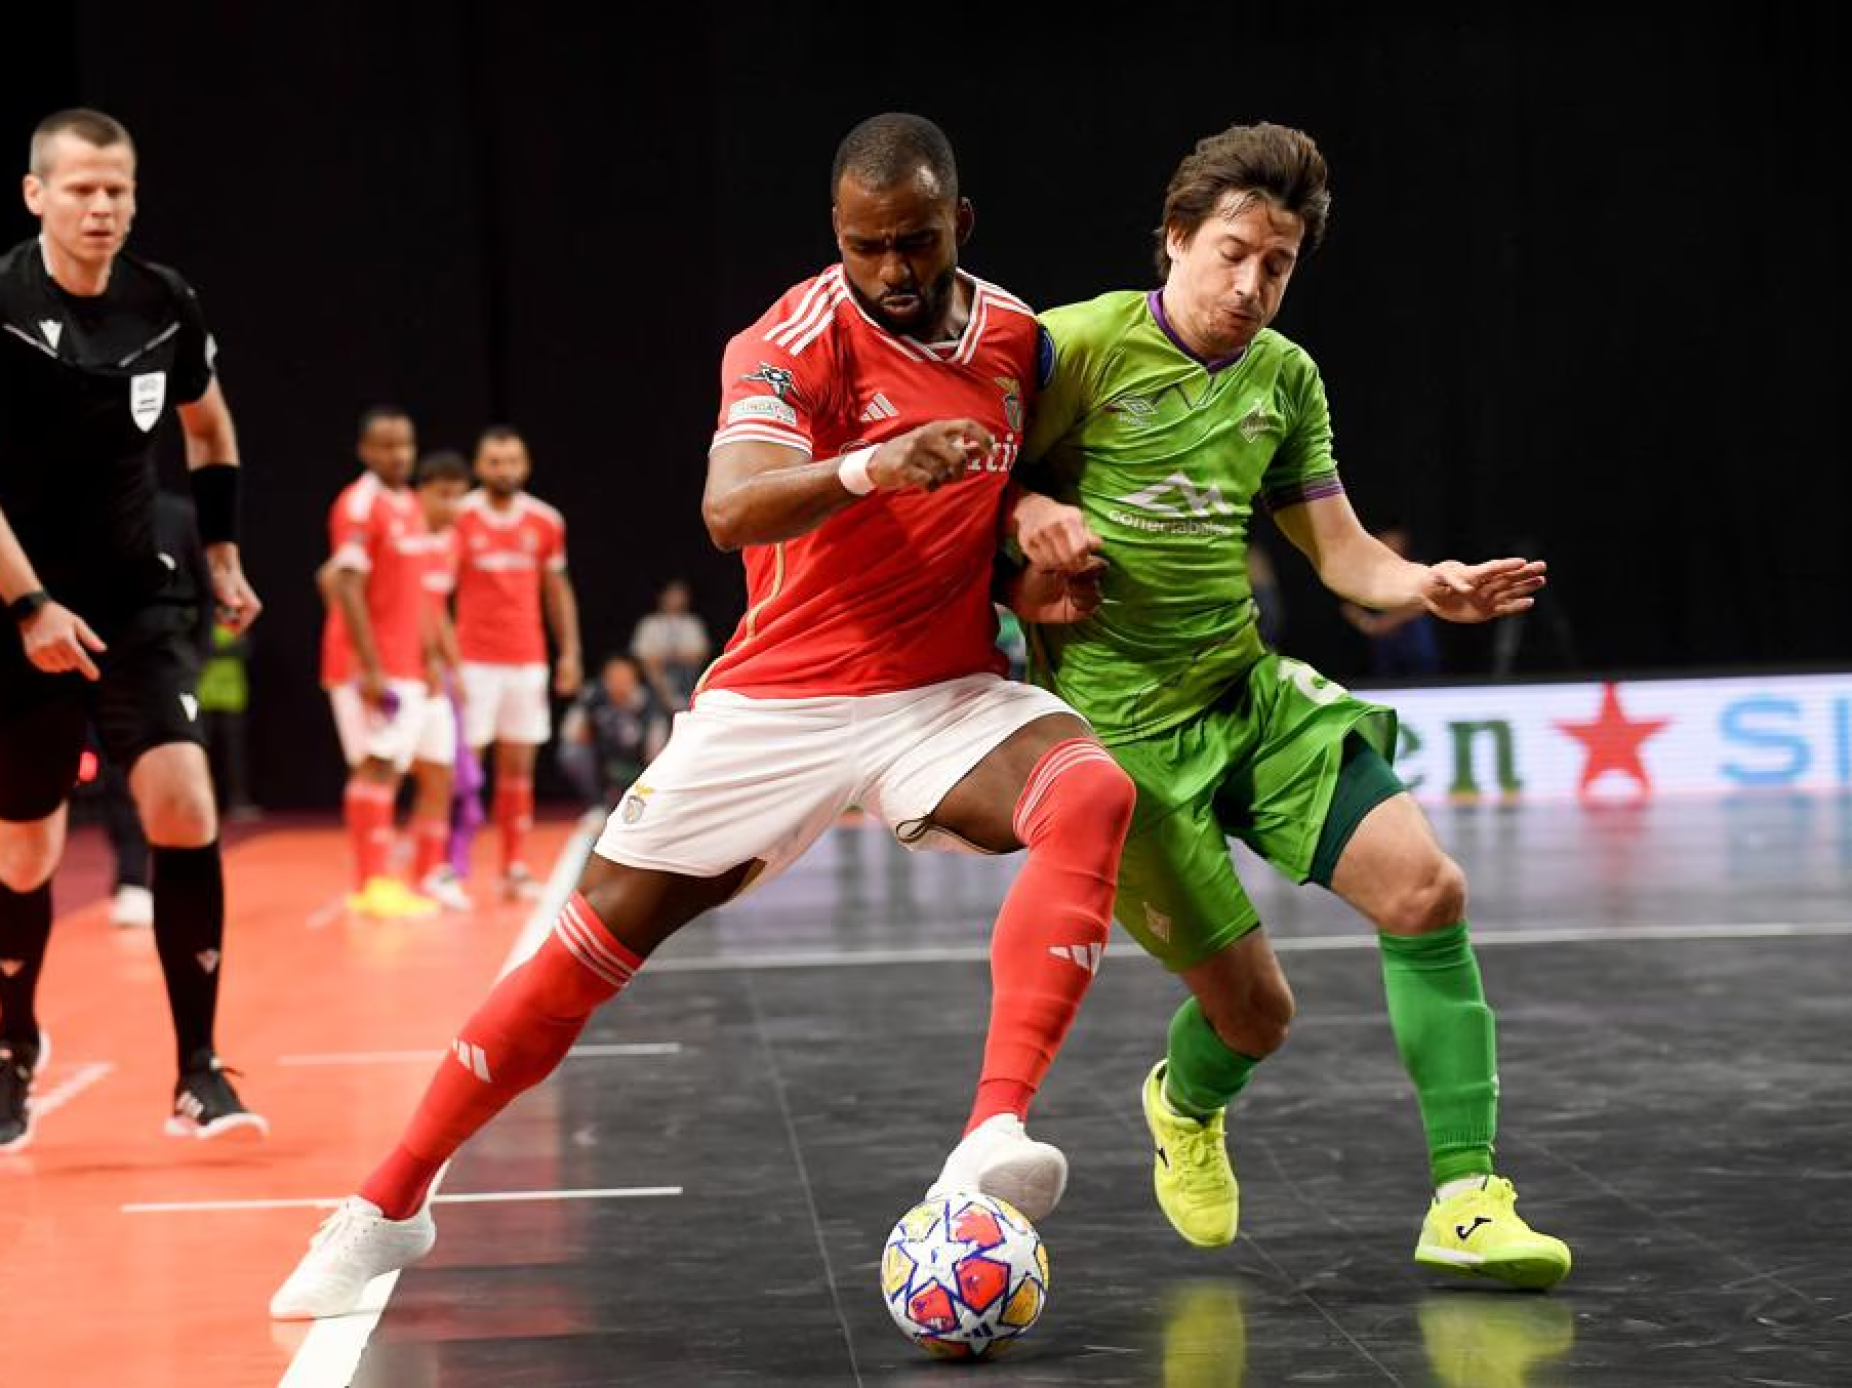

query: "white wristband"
left=837, top=446, right=877, bottom=496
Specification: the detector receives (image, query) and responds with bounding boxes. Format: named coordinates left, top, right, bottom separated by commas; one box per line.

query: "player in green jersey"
left=1010, top=121, right=1569, bottom=1289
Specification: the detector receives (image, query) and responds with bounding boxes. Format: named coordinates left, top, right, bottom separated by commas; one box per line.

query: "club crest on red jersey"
left=994, top=376, right=1023, bottom=433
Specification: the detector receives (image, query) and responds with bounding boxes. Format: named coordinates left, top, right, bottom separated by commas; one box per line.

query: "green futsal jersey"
left=1023, top=290, right=1343, bottom=742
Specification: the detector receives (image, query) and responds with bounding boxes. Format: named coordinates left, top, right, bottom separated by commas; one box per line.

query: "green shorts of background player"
left=1114, top=651, right=1569, bottom=1290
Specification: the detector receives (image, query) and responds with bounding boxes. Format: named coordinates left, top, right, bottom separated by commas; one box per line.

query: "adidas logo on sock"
left=451, top=1038, right=493, bottom=1083
left=1047, top=942, right=1105, bottom=974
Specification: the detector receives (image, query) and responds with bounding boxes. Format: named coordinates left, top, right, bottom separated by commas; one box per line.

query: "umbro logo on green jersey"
left=1237, top=405, right=1273, bottom=442
left=1107, top=394, right=1157, bottom=421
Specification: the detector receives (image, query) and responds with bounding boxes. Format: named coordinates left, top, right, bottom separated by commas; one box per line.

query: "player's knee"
left=139, top=786, right=219, bottom=847
left=1376, top=852, right=1467, bottom=932
left=1022, top=743, right=1136, bottom=846
left=1206, top=973, right=1293, bottom=1057
left=0, top=827, right=59, bottom=892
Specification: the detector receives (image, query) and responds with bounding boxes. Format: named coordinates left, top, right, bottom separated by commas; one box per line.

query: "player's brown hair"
left=29, top=108, right=135, bottom=177
left=1154, top=122, right=1330, bottom=279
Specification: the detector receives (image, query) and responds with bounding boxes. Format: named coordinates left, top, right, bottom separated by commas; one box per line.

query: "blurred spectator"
left=630, top=578, right=710, bottom=711
left=1490, top=534, right=1579, bottom=677
left=557, top=654, right=669, bottom=817
left=1339, top=524, right=1442, bottom=678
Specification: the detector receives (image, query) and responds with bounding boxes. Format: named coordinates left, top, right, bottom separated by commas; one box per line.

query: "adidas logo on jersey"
left=1048, top=942, right=1105, bottom=974
left=857, top=392, right=898, bottom=423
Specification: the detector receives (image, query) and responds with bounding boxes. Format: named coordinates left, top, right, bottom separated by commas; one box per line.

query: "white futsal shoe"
left=925, top=1112, right=1068, bottom=1223
left=269, top=1195, right=437, bottom=1320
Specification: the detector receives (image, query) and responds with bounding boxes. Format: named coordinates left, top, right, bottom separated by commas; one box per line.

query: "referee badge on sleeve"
left=130, top=371, right=166, bottom=432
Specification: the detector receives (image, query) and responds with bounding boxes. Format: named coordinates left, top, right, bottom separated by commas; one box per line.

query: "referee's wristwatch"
left=7, top=589, right=51, bottom=624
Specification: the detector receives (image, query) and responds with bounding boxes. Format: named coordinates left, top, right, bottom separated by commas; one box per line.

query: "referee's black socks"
left=151, top=842, right=226, bottom=1073
left=0, top=880, right=52, bottom=1065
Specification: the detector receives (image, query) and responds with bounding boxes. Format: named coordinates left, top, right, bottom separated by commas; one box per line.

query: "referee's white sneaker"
left=269, top=1195, right=437, bottom=1319
left=925, top=1113, right=1068, bottom=1223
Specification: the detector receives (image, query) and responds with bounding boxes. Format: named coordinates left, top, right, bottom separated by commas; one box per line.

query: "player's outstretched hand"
left=20, top=601, right=107, bottom=680
left=1422, top=558, right=1548, bottom=624
left=874, top=420, right=996, bottom=493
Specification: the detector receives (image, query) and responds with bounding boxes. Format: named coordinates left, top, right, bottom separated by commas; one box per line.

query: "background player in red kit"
left=321, top=408, right=455, bottom=919
left=273, top=111, right=1134, bottom=1319
left=452, top=425, right=582, bottom=900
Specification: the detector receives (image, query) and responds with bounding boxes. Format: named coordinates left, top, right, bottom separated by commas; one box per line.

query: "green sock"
left=1377, top=922, right=1498, bottom=1186
left=1163, top=996, right=1261, bottom=1120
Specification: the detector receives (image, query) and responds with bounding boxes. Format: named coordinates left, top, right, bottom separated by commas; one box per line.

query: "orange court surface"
left=0, top=815, right=582, bottom=1388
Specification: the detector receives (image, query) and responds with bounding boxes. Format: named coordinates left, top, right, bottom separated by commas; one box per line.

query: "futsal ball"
left=880, top=1191, right=1050, bottom=1359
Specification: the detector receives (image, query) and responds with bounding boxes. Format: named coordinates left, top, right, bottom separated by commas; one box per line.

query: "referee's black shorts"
left=0, top=602, right=205, bottom=823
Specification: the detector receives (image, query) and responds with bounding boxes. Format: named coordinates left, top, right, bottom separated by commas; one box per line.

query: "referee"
left=0, top=108, right=265, bottom=1150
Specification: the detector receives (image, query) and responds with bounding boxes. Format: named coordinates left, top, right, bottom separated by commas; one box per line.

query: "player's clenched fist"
left=870, top=419, right=996, bottom=493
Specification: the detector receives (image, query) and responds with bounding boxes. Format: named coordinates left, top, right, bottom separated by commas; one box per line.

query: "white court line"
left=27, top=1061, right=113, bottom=1120
left=644, top=919, right=1852, bottom=973
left=277, top=1042, right=680, bottom=1066
left=303, top=895, right=349, bottom=931
left=126, top=1186, right=682, bottom=1215
left=283, top=821, right=596, bottom=1388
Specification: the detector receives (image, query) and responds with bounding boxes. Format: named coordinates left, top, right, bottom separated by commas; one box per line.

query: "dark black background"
left=5, top=5, right=1845, bottom=808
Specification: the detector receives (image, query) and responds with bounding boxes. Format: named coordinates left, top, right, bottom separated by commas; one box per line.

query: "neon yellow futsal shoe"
left=346, top=875, right=440, bottom=920
left=1141, top=1060, right=1238, bottom=1248
left=1415, top=1176, right=1571, bottom=1290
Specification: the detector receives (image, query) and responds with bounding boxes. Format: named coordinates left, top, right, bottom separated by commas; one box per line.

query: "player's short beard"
left=482, top=474, right=520, bottom=499
left=851, top=264, right=958, bottom=339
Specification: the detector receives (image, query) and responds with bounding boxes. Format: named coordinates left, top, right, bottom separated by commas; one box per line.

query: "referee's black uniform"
left=0, top=240, right=215, bottom=798
left=0, top=236, right=263, bottom=1148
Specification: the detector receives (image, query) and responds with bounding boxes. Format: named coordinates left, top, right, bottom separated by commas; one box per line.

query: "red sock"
left=344, top=779, right=395, bottom=888
left=361, top=894, right=641, bottom=1218
left=965, top=739, right=1134, bottom=1133
left=495, top=776, right=534, bottom=873
left=411, top=817, right=448, bottom=881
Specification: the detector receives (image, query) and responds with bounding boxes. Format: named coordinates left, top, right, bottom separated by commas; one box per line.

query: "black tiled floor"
left=354, top=795, right=1852, bottom=1385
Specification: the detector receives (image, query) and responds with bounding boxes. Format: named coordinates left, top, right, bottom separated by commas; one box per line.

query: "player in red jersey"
left=321, top=408, right=457, bottom=919
left=318, top=442, right=473, bottom=915
left=273, top=112, right=1134, bottom=1319
left=451, top=426, right=582, bottom=901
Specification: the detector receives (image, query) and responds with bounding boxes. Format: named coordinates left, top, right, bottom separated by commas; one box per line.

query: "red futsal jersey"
left=453, top=490, right=567, bottom=666
left=701, top=266, right=1036, bottom=699
left=320, top=472, right=433, bottom=686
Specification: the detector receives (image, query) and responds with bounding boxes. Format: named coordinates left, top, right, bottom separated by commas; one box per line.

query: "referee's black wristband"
left=191, top=463, right=241, bottom=546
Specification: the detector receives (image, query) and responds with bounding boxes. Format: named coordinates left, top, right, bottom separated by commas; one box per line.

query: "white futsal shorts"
left=591, top=673, right=1080, bottom=899
left=329, top=681, right=456, bottom=772
left=460, top=661, right=551, bottom=747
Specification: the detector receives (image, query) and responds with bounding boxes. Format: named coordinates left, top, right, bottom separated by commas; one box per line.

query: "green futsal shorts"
left=1107, top=653, right=1401, bottom=971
